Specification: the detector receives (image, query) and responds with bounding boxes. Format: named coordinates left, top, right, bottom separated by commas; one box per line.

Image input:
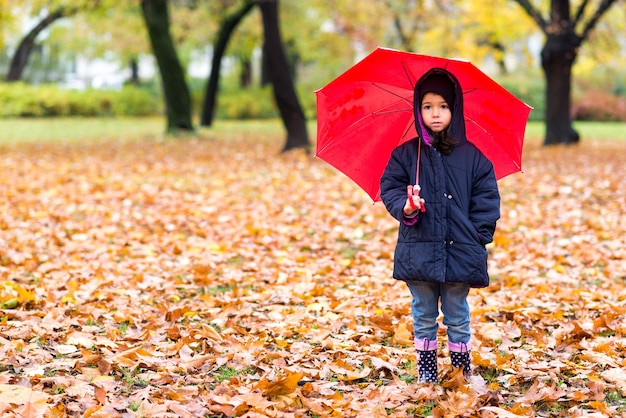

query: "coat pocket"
left=446, top=242, right=489, bottom=287
left=448, top=203, right=482, bottom=246
left=393, top=242, right=443, bottom=282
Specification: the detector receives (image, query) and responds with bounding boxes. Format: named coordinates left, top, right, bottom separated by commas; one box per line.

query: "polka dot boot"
left=417, top=349, right=438, bottom=383
left=450, top=351, right=472, bottom=379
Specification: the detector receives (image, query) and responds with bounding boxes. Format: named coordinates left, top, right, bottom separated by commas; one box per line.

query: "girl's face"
left=420, top=92, right=452, bottom=132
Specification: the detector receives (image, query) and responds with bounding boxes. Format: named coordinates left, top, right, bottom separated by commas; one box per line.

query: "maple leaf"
left=0, top=129, right=625, bottom=416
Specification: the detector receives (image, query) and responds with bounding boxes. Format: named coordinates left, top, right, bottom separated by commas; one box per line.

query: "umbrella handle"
left=407, top=186, right=426, bottom=213
left=408, top=194, right=418, bottom=210
left=407, top=185, right=418, bottom=210
left=411, top=192, right=426, bottom=212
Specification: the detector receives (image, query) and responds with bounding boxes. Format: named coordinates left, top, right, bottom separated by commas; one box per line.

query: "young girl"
left=380, top=68, right=500, bottom=383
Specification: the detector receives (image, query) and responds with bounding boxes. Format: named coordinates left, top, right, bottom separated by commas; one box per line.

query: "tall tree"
left=258, top=0, right=309, bottom=152
left=200, top=0, right=255, bottom=127
left=513, top=0, right=619, bottom=145
left=6, top=7, right=69, bottom=81
left=141, top=0, right=193, bottom=133
left=4, top=0, right=127, bottom=82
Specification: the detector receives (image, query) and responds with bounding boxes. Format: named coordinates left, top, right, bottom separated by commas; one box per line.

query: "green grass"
left=0, top=117, right=164, bottom=144
left=0, top=118, right=165, bottom=144
left=574, top=121, right=626, bottom=141
left=0, top=117, right=624, bottom=145
left=525, top=121, right=626, bottom=142
left=0, top=117, right=288, bottom=144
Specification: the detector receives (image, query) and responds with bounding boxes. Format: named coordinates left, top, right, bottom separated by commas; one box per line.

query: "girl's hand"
left=404, top=185, right=426, bottom=215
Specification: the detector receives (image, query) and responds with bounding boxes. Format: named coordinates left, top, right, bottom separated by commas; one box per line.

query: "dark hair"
left=427, top=128, right=458, bottom=155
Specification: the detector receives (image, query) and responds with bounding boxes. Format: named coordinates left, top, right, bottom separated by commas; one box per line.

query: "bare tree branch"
left=579, top=0, right=617, bottom=42
left=7, top=8, right=68, bottom=81
left=573, top=0, right=590, bottom=26
left=512, top=0, right=548, bottom=33
left=200, top=0, right=255, bottom=126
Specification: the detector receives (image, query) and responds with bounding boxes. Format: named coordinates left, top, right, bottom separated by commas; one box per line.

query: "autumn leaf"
left=254, top=371, right=304, bottom=397
left=390, top=319, right=413, bottom=346
left=0, top=133, right=624, bottom=416
left=0, top=384, right=50, bottom=417
left=93, top=384, right=106, bottom=405
left=601, top=368, right=626, bottom=396
left=480, top=406, right=528, bottom=418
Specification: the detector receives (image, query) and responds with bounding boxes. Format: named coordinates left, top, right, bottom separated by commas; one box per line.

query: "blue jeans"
left=405, top=281, right=471, bottom=345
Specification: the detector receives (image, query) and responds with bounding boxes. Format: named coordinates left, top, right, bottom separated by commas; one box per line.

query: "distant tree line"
left=1, top=0, right=624, bottom=147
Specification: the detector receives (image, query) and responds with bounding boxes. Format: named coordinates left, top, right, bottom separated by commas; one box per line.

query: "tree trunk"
left=260, top=51, right=271, bottom=87
left=239, top=57, right=252, bottom=88
left=284, top=39, right=299, bottom=83
left=141, top=0, right=193, bottom=133
left=128, top=57, right=140, bottom=85
left=6, top=8, right=66, bottom=81
left=541, top=32, right=580, bottom=145
left=200, top=0, right=255, bottom=127
left=513, top=0, right=618, bottom=146
left=259, top=0, right=310, bottom=152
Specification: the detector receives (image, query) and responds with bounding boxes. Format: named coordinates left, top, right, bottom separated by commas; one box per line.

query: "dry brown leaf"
left=255, top=371, right=304, bottom=396
left=0, top=134, right=624, bottom=416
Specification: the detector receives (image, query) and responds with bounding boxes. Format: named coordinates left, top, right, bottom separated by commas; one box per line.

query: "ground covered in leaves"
left=0, top=129, right=625, bottom=417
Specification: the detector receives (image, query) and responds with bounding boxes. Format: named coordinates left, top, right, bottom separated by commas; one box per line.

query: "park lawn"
left=0, top=117, right=288, bottom=144
left=524, top=121, right=626, bottom=142
left=1, top=117, right=626, bottom=144
left=0, top=117, right=624, bottom=416
left=0, top=117, right=164, bottom=144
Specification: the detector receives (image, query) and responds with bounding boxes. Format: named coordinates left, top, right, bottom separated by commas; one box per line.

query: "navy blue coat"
left=380, top=68, right=500, bottom=288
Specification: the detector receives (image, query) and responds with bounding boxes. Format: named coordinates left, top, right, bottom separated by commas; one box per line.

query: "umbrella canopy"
left=315, top=47, right=533, bottom=201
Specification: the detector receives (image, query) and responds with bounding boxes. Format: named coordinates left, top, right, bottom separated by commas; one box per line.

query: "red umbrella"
left=315, top=47, right=533, bottom=201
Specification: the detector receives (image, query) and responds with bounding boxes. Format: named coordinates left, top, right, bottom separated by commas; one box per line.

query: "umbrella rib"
left=400, top=60, right=417, bottom=88
left=402, top=119, right=416, bottom=140
left=373, top=108, right=412, bottom=115
left=316, top=100, right=413, bottom=156
left=372, top=83, right=412, bottom=104
left=465, top=115, right=521, bottom=169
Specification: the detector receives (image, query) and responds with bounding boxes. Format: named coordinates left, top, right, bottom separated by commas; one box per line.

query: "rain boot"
left=449, top=341, right=471, bottom=379
left=415, top=338, right=438, bottom=383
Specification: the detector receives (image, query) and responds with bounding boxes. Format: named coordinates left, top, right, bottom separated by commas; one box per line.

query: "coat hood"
left=413, top=68, right=466, bottom=146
